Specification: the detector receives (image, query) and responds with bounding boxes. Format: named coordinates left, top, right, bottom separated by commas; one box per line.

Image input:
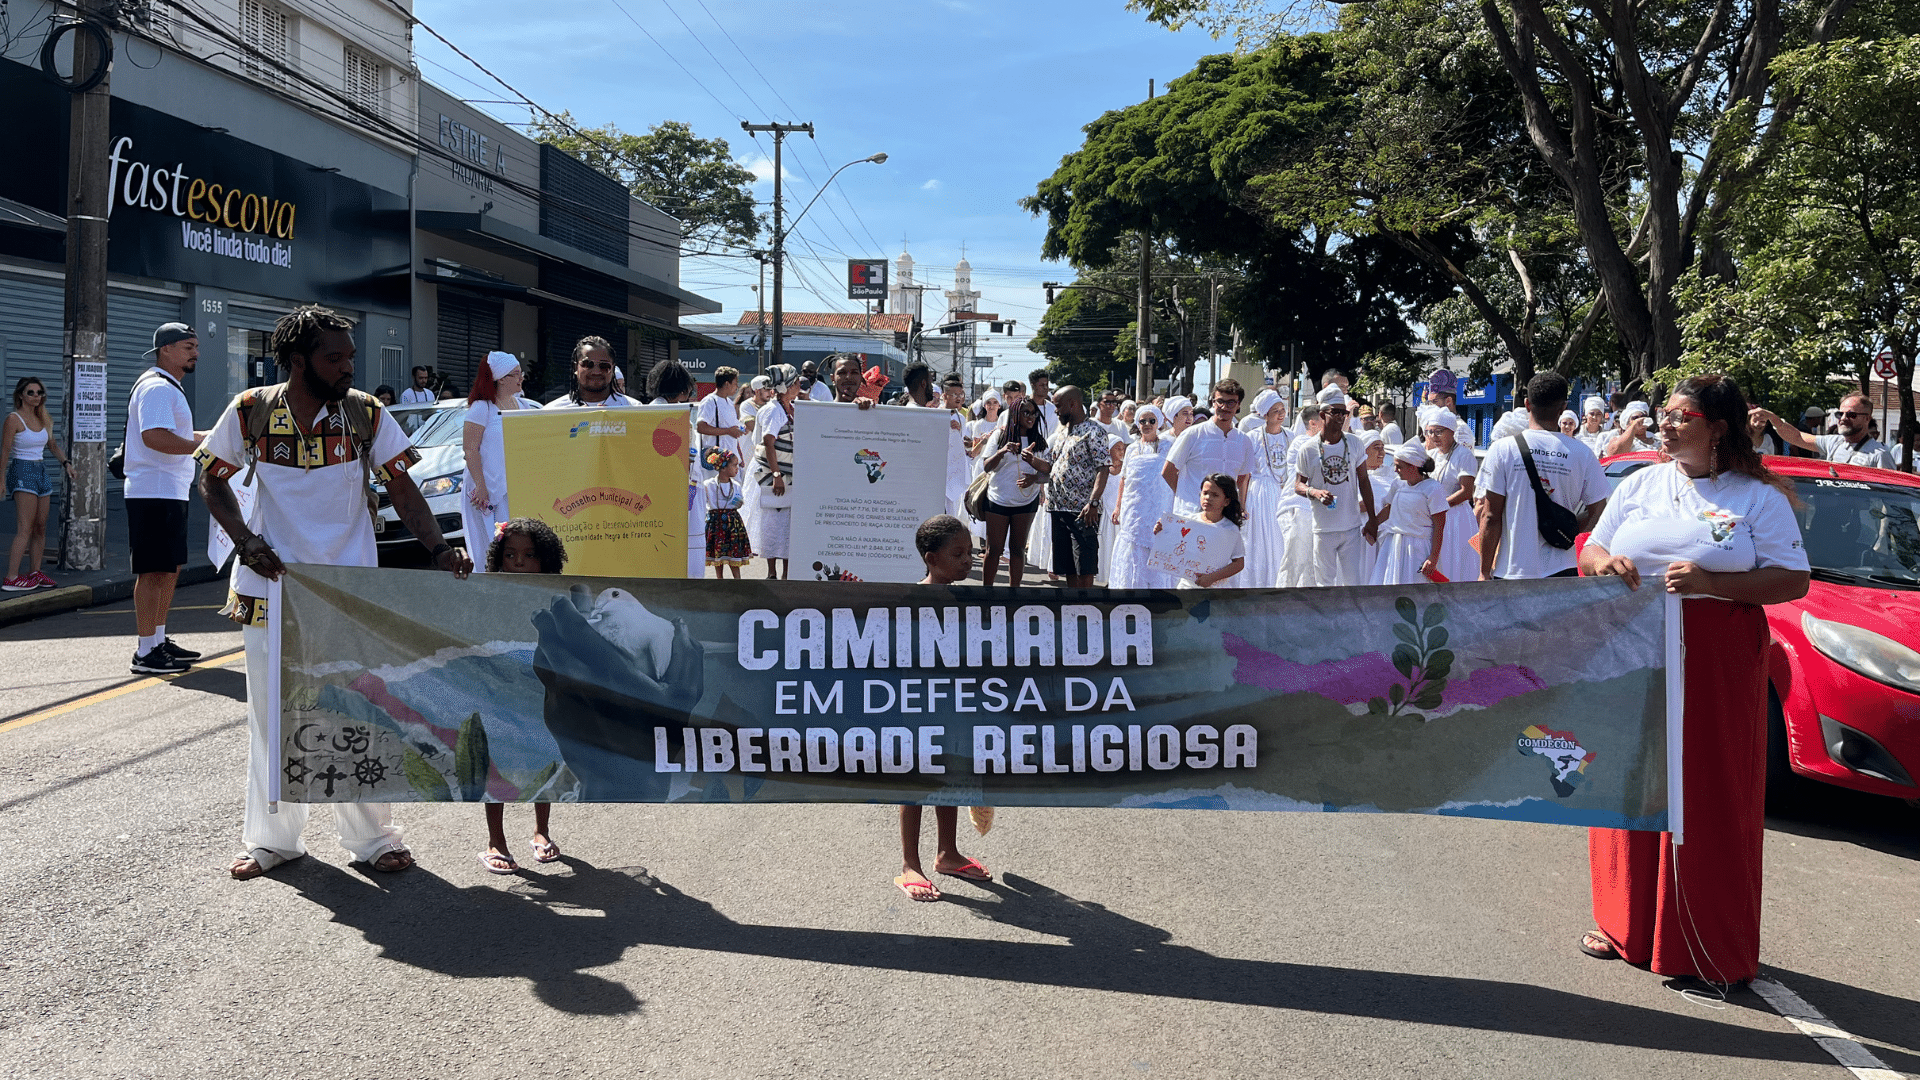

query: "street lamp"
left=741, top=129, right=887, bottom=373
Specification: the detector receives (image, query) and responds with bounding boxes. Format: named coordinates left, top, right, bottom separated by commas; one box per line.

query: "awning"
left=416, top=210, right=721, bottom=318
left=0, top=196, right=66, bottom=233
left=419, top=268, right=741, bottom=353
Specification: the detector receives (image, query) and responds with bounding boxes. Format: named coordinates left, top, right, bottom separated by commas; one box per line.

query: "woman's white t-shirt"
left=463, top=400, right=510, bottom=507
left=986, top=433, right=1048, bottom=507
left=1589, top=462, right=1809, bottom=578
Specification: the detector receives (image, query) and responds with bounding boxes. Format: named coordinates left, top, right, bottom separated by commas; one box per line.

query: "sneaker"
left=30, top=572, right=56, bottom=588
left=131, top=647, right=191, bottom=675
left=160, top=638, right=202, bottom=661
left=1, top=577, right=32, bottom=592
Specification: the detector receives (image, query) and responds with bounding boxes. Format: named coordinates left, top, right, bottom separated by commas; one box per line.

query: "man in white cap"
left=737, top=373, right=773, bottom=463
left=124, top=321, right=209, bottom=674
left=1162, top=378, right=1255, bottom=516
left=545, top=336, right=641, bottom=409
left=1295, top=385, right=1376, bottom=586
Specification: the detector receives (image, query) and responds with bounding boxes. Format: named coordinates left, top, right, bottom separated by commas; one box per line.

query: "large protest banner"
left=502, top=406, right=690, bottom=577
left=788, top=401, right=951, bottom=582
left=272, top=566, right=1675, bottom=831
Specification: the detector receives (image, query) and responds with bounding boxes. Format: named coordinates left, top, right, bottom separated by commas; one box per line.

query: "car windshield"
left=1793, top=477, right=1920, bottom=586
left=388, top=405, right=444, bottom=438
left=407, top=405, right=470, bottom=448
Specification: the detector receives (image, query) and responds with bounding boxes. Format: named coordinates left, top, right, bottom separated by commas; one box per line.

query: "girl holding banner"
left=1578, top=374, right=1810, bottom=989
left=460, top=352, right=525, bottom=572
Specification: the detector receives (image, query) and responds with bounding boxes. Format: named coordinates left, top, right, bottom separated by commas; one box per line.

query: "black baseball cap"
left=144, top=322, right=196, bottom=355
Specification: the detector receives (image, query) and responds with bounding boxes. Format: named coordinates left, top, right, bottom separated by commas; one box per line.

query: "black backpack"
left=1514, top=434, right=1581, bottom=549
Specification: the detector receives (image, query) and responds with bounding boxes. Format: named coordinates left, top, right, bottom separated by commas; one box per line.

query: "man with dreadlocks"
left=197, top=305, right=473, bottom=881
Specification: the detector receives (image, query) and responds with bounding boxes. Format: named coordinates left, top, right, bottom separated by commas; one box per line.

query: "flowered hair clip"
left=702, top=446, right=738, bottom=471
left=494, top=521, right=511, bottom=538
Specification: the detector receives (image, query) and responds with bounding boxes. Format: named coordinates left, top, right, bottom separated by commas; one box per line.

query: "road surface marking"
left=1752, top=977, right=1906, bottom=1080
left=0, top=648, right=246, bottom=735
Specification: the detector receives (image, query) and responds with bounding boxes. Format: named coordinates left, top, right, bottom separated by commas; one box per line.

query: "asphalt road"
left=1, top=579, right=1915, bottom=1079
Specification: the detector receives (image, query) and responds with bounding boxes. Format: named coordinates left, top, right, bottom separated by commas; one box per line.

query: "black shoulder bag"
left=1515, top=434, right=1581, bottom=549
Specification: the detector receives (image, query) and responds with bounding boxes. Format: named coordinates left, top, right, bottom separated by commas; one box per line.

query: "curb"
left=0, top=561, right=220, bottom=628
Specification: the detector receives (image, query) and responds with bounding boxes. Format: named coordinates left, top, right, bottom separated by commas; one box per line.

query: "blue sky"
left=413, top=0, right=1229, bottom=384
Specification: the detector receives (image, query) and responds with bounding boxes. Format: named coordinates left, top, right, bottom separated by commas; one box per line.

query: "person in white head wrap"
left=1162, top=395, right=1196, bottom=439
left=1577, top=394, right=1611, bottom=455
left=1241, top=388, right=1282, bottom=435
left=1558, top=409, right=1579, bottom=436
left=1107, top=403, right=1177, bottom=589
left=1294, top=385, right=1377, bottom=586
left=459, top=351, right=525, bottom=571
left=1356, top=428, right=1390, bottom=580
left=961, top=389, right=1005, bottom=544
left=1490, top=408, right=1530, bottom=444
left=751, top=363, right=803, bottom=576
left=1275, top=400, right=1324, bottom=587
left=1605, top=399, right=1660, bottom=455
left=1421, top=406, right=1479, bottom=584
left=1242, top=389, right=1296, bottom=587
left=1367, top=440, right=1451, bottom=586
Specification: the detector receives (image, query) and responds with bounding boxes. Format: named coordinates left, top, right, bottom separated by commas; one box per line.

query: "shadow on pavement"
left=289, top=857, right=1850, bottom=1065
left=1766, top=782, right=1920, bottom=862
left=0, top=717, right=241, bottom=812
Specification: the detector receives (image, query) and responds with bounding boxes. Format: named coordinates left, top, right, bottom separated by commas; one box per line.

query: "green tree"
left=530, top=113, right=761, bottom=253
left=1022, top=41, right=1452, bottom=388
left=1134, top=0, right=1887, bottom=389
left=1671, top=35, right=1920, bottom=466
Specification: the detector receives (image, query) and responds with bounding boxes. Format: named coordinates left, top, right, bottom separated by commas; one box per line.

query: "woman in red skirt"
left=1578, top=374, right=1811, bottom=988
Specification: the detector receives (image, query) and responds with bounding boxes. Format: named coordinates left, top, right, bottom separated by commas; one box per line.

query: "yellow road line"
left=0, top=648, right=247, bottom=735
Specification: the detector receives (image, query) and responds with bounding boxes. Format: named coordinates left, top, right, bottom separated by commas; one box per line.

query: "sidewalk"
left=0, top=492, right=219, bottom=627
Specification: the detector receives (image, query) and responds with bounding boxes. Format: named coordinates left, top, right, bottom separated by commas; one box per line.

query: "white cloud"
left=740, top=156, right=792, bottom=185
left=921, top=178, right=942, bottom=191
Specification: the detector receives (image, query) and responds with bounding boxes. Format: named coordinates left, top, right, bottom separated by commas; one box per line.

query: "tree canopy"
left=531, top=113, right=761, bottom=254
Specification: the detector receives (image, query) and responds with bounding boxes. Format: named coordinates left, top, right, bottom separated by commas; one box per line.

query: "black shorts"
left=127, top=498, right=189, bottom=574
left=1051, top=509, right=1101, bottom=577
left=983, top=497, right=1038, bottom=518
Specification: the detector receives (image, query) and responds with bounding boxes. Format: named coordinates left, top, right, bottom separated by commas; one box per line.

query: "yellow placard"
left=502, top=406, right=690, bottom=577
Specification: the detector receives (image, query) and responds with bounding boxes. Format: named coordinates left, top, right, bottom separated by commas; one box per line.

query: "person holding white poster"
left=788, top=390, right=947, bottom=583
left=1149, top=473, right=1246, bottom=588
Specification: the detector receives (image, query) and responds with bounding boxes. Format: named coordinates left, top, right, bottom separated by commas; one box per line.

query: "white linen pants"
left=1309, top=527, right=1368, bottom=587
left=242, top=623, right=405, bottom=863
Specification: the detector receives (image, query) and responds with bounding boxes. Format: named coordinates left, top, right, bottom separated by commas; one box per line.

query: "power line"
left=602, top=0, right=741, bottom=119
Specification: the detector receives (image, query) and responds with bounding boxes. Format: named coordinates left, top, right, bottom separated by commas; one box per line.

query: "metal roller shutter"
left=436, top=290, right=502, bottom=393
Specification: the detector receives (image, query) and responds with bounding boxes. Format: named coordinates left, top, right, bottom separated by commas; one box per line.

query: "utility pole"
left=741, top=121, right=813, bottom=373
left=1134, top=78, right=1155, bottom=401
left=1207, top=275, right=1220, bottom=397
left=753, top=251, right=767, bottom=374
left=61, top=0, right=114, bottom=572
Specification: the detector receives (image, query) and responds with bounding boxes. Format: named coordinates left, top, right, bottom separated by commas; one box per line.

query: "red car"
left=1599, top=451, right=1920, bottom=808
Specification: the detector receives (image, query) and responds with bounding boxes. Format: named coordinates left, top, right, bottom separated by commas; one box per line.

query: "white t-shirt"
left=543, top=392, right=642, bottom=410
left=199, top=392, right=415, bottom=598
left=1589, top=461, right=1809, bottom=580
left=1171, top=513, right=1246, bottom=587
left=986, top=433, right=1048, bottom=508
left=462, top=400, right=512, bottom=508
left=1297, top=433, right=1366, bottom=533
left=696, top=392, right=740, bottom=457
left=1380, top=421, right=1404, bottom=446
left=399, top=386, right=436, bottom=405
left=124, top=368, right=197, bottom=500
left=1478, top=430, right=1609, bottom=578
left=1815, top=433, right=1895, bottom=470
left=1164, top=422, right=1256, bottom=511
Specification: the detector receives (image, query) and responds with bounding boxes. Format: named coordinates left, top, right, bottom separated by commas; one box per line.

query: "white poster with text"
left=789, top=401, right=951, bottom=583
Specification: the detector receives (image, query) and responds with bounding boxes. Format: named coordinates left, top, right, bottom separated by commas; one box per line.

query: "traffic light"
left=1045, top=285, right=1056, bottom=305
left=990, top=322, right=1006, bottom=333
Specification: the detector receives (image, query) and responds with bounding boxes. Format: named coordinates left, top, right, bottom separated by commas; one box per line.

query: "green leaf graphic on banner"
left=1392, top=623, right=1420, bottom=648
left=1391, top=644, right=1418, bottom=679
left=1424, top=603, right=1448, bottom=629
left=1395, top=596, right=1417, bottom=623
left=1367, top=696, right=1389, bottom=715
left=1426, top=625, right=1449, bottom=651
left=403, top=748, right=450, bottom=801
left=1389, top=683, right=1404, bottom=705
left=522, top=761, right=559, bottom=800
left=455, top=712, right=491, bottom=802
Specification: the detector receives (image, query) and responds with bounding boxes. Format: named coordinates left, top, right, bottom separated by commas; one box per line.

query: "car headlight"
left=1801, top=611, right=1920, bottom=694
left=416, top=474, right=462, bottom=498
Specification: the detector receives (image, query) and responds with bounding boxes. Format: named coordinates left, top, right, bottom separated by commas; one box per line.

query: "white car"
left=375, top=397, right=540, bottom=555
